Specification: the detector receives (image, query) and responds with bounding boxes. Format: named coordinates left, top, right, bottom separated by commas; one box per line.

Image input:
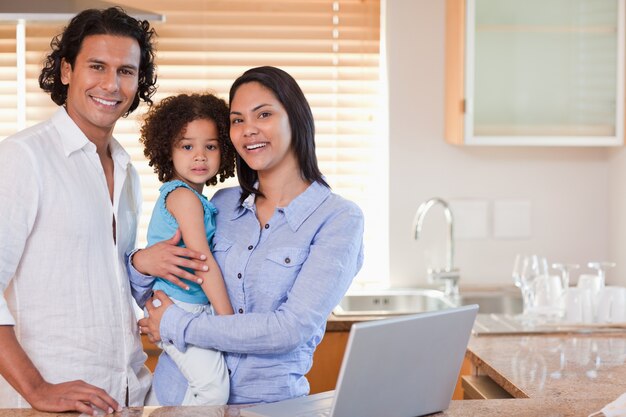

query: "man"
left=0, top=7, right=157, bottom=415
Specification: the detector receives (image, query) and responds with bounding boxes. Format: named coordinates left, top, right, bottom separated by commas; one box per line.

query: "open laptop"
left=241, top=304, right=478, bottom=417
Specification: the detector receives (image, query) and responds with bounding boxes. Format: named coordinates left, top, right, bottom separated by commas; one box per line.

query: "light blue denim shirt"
left=129, top=181, right=364, bottom=404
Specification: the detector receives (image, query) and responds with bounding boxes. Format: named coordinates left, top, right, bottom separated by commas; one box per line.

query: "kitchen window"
left=0, top=0, right=386, bottom=284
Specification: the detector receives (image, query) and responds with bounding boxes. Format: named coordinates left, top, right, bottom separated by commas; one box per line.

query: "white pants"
left=146, top=299, right=229, bottom=405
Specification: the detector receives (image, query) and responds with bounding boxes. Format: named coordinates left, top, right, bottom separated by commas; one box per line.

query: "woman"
left=130, top=66, right=364, bottom=405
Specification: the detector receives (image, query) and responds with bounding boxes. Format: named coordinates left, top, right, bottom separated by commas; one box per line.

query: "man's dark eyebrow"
left=120, top=64, right=139, bottom=71
left=86, top=57, right=138, bottom=71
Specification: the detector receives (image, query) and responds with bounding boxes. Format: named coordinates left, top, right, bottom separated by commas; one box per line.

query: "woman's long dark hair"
left=229, top=66, right=328, bottom=203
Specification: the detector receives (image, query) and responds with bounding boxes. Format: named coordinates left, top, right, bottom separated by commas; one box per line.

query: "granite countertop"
left=0, top=399, right=616, bottom=417
left=2, top=324, right=626, bottom=416
left=443, top=332, right=626, bottom=416
left=353, top=312, right=626, bottom=415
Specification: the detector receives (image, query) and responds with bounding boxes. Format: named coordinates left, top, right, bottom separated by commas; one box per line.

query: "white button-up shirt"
left=0, top=108, right=150, bottom=407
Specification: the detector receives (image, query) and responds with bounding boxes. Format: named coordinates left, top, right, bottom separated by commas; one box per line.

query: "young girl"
left=139, top=93, right=237, bottom=405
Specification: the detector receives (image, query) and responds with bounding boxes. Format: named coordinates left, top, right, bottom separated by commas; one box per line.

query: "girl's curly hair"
left=140, top=93, right=236, bottom=186
left=38, top=7, right=157, bottom=116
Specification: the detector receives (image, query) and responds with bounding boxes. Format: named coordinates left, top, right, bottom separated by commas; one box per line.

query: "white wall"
left=386, top=0, right=624, bottom=288
left=609, top=148, right=626, bottom=283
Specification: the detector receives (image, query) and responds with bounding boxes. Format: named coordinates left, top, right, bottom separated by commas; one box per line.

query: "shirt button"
left=168, top=339, right=173, bottom=344
left=237, top=273, right=242, bottom=279
left=248, top=245, right=253, bottom=250
left=284, top=257, right=291, bottom=264
left=264, top=224, right=270, bottom=229
left=238, top=308, right=243, bottom=314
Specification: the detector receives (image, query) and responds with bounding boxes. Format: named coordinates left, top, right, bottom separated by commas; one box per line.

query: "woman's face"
left=229, top=81, right=297, bottom=175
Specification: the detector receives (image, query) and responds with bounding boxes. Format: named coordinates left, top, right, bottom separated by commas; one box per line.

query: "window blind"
left=0, top=0, right=385, bottom=283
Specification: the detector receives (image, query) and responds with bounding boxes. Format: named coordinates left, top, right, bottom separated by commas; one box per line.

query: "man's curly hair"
left=38, top=7, right=157, bottom=116
left=140, top=93, right=236, bottom=186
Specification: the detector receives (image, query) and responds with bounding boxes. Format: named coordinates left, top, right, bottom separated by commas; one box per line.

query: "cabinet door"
left=306, top=331, right=350, bottom=394
left=141, top=334, right=160, bottom=371
left=446, top=0, right=625, bottom=146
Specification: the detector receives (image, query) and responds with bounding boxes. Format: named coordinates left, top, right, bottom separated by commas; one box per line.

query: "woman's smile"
left=244, top=142, right=267, bottom=151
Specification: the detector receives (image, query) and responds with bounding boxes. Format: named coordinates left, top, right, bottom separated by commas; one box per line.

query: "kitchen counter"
left=467, top=332, right=626, bottom=400
left=448, top=332, right=626, bottom=415
left=325, top=314, right=384, bottom=331
left=2, top=326, right=625, bottom=416
left=326, top=317, right=626, bottom=415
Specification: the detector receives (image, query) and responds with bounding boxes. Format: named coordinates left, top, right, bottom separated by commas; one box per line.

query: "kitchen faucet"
left=412, top=197, right=460, bottom=298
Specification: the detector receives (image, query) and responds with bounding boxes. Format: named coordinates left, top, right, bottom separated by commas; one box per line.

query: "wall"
left=386, top=0, right=622, bottom=288
left=609, top=148, right=626, bottom=283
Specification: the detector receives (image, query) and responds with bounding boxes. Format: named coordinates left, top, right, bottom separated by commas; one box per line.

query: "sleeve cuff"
left=160, top=304, right=194, bottom=352
left=126, top=249, right=155, bottom=308
left=0, top=297, right=16, bottom=325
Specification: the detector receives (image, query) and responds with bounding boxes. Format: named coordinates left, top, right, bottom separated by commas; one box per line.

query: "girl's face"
left=229, top=81, right=297, bottom=176
left=171, top=118, right=221, bottom=193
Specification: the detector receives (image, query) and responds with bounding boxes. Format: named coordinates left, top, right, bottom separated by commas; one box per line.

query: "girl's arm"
left=166, top=187, right=234, bottom=315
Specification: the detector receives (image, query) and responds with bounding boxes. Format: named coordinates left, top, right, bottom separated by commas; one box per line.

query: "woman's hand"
left=132, top=229, right=209, bottom=290
left=138, top=290, right=174, bottom=343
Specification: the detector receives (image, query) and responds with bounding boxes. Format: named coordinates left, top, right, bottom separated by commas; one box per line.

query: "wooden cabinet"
left=306, top=331, right=350, bottom=394
left=141, top=334, right=160, bottom=372
left=453, top=357, right=473, bottom=400
left=461, top=375, right=512, bottom=399
left=445, top=0, right=625, bottom=146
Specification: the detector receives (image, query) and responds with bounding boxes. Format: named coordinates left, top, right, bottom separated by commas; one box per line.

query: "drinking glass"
left=564, top=287, right=594, bottom=323
left=587, top=261, right=617, bottom=287
left=551, top=263, right=580, bottom=290
left=513, top=254, right=549, bottom=318
left=596, top=286, right=626, bottom=323
left=512, top=254, right=525, bottom=290
left=577, top=274, right=604, bottom=320
left=532, top=275, right=565, bottom=320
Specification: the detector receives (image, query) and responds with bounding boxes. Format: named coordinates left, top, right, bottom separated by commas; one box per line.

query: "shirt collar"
left=51, top=107, right=131, bottom=167
left=235, top=181, right=331, bottom=232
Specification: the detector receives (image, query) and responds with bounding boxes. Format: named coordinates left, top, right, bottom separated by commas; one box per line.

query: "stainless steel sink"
left=333, top=288, right=523, bottom=316
left=333, top=289, right=454, bottom=316
left=457, top=291, right=522, bottom=315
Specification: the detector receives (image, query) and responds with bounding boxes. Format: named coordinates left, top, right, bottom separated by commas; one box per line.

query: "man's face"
left=61, top=34, right=140, bottom=142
